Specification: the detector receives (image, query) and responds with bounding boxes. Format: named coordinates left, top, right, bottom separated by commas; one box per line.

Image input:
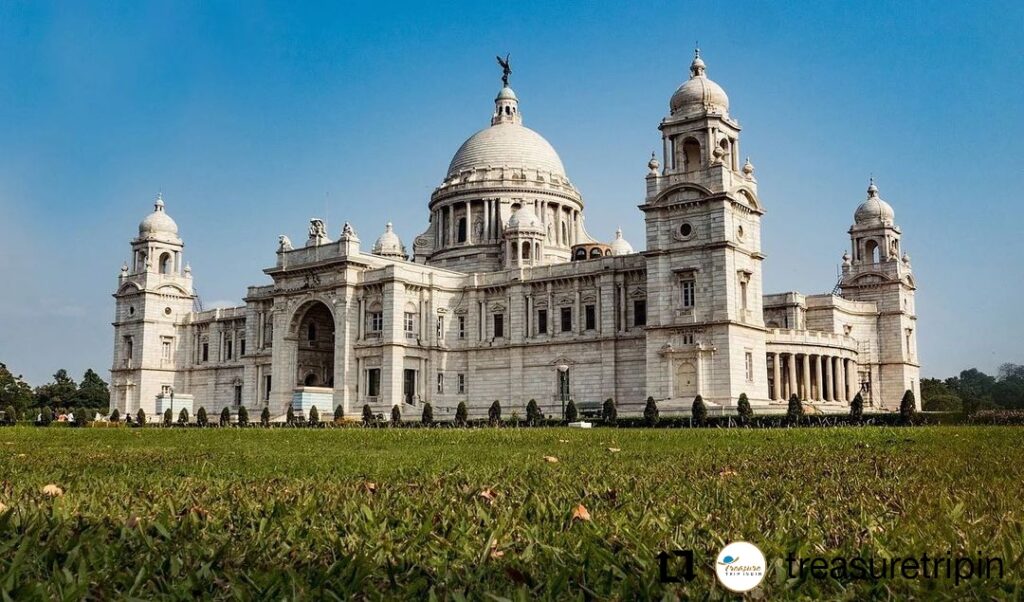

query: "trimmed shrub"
left=737, top=393, right=752, bottom=426
left=643, top=397, right=659, bottom=427
left=488, top=400, right=502, bottom=426
left=196, top=407, right=208, bottom=427
left=308, top=406, right=319, bottom=427
left=362, top=404, right=374, bottom=426
left=334, top=404, right=344, bottom=423
left=109, top=408, right=120, bottom=424
left=602, top=398, right=617, bottom=425
left=390, top=405, right=401, bottom=426
left=455, top=402, right=468, bottom=427
left=525, top=399, right=541, bottom=426
left=220, top=407, right=230, bottom=427
left=565, top=399, right=578, bottom=423
left=286, top=404, right=296, bottom=426
left=163, top=408, right=173, bottom=426
left=691, top=395, right=708, bottom=426
left=177, top=408, right=189, bottom=425
left=786, top=394, right=803, bottom=426
left=135, top=408, right=145, bottom=425
left=850, top=392, right=864, bottom=423
left=421, top=403, right=433, bottom=425
left=237, top=405, right=249, bottom=427
left=900, top=389, right=916, bottom=425
left=3, top=405, right=17, bottom=425
left=40, top=406, right=53, bottom=426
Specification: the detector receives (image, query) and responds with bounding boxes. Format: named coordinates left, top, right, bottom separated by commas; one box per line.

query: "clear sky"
left=1, top=1, right=1021, bottom=386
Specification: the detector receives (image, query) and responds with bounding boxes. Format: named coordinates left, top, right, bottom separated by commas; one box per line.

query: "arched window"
left=159, top=252, right=172, bottom=274
left=865, top=239, right=880, bottom=264
left=562, top=223, right=568, bottom=244
left=522, top=241, right=531, bottom=260
left=457, top=217, right=467, bottom=243
left=683, top=138, right=701, bottom=172
left=304, top=373, right=318, bottom=386
left=574, top=248, right=586, bottom=261
left=590, top=248, right=602, bottom=258
left=307, top=323, right=316, bottom=341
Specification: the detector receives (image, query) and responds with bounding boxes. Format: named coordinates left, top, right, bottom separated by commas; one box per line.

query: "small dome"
left=854, top=179, right=896, bottom=225
left=670, top=50, right=730, bottom=116
left=139, top=194, right=179, bottom=239
left=609, top=227, right=634, bottom=255
left=496, top=85, right=518, bottom=101
left=372, top=222, right=407, bottom=258
left=506, top=206, right=543, bottom=232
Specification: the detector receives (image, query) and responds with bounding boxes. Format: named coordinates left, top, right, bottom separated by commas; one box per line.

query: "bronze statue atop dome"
left=496, top=53, right=511, bottom=86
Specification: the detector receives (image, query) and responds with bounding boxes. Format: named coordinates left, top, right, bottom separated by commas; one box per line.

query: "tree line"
left=921, top=363, right=1024, bottom=414
left=0, top=364, right=110, bottom=419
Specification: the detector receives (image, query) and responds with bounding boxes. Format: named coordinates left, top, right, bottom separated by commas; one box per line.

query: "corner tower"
left=111, top=194, right=196, bottom=417
left=640, top=49, right=768, bottom=408
left=840, top=180, right=919, bottom=408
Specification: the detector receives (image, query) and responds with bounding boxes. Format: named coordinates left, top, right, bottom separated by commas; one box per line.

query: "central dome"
left=446, top=122, right=566, bottom=179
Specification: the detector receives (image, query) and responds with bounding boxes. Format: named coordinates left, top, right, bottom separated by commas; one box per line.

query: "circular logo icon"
left=715, top=541, right=766, bottom=592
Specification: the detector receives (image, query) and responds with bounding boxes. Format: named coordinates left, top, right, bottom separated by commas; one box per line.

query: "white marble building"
left=110, top=52, right=919, bottom=421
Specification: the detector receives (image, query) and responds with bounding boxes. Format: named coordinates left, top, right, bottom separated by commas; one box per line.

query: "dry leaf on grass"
left=0, top=501, right=8, bottom=512
left=718, top=468, right=737, bottom=478
left=543, top=456, right=559, bottom=463
left=41, top=484, right=63, bottom=497
left=15, top=454, right=26, bottom=459
left=558, top=439, right=569, bottom=443
left=571, top=503, right=591, bottom=522
left=489, top=540, right=505, bottom=559
left=363, top=482, right=378, bottom=494
left=479, top=488, right=497, bottom=504
left=607, top=448, right=621, bottom=453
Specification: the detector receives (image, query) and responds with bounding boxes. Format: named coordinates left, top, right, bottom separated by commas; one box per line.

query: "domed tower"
left=840, top=179, right=919, bottom=409
left=503, top=205, right=545, bottom=268
left=414, top=60, right=595, bottom=271
left=372, top=222, right=408, bottom=260
left=639, top=49, right=768, bottom=409
left=111, top=194, right=196, bottom=417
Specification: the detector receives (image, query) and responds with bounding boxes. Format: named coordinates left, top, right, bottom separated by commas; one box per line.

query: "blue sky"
left=1, top=1, right=1021, bottom=385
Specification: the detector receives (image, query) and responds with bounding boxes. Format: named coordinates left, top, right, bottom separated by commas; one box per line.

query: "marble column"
left=823, top=355, right=833, bottom=401
left=466, top=200, right=473, bottom=244
left=801, top=353, right=811, bottom=400
left=772, top=353, right=781, bottom=401
left=846, top=359, right=856, bottom=401
left=813, top=354, right=823, bottom=401
left=787, top=354, right=798, bottom=400
left=835, top=356, right=846, bottom=402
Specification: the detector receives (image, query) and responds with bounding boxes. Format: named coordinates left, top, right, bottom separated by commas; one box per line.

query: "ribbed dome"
left=372, top=222, right=407, bottom=258
left=446, top=123, right=566, bottom=179
left=854, top=180, right=895, bottom=225
left=506, top=206, right=543, bottom=232
left=609, top=227, right=634, bottom=255
left=670, top=50, right=729, bottom=116
left=138, top=195, right=179, bottom=238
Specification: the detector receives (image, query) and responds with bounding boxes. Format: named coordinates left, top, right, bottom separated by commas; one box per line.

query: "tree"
left=177, top=408, right=189, bottom=425
left=455, top=402, right=468, bottom=427
left=135, top=408, right=145, bottom=425
left=39, top=406, right=53, bottom=426
left=220, top=407, right=231, bottom=426
left=691, top=395, right=707, bottom=426
left=34, top=369, right=77, bottom=410
left=602, top=398, right=617, bottom=425
left=390, top=405, right=401, bottom=426
left=900, top=389, right=916, bottom=425
left=74, top=369, right=110, bottom=410
left=0, top=363, right=34, bottom=416
left=850, top=392, right=864, bottom=423
left=308, top=406, right=319, bottom=427
left=109, top=408, right=120, bottom=423
left=488, top=400, right=502, bottom=426
left=421, top=402, right=433, bottom=425
left=565, top=399, right=578, bottom=423
left=525, top=399, right=542, bottom=426
left=163, top=408, right=172, bottom=426
left=74, top=407, right=90, bottom=427
left=362, top=404, right=374, bottom=426
left=786, top=394, right=803, bottom=426
left=286, top=404, right=296, bottom=425
left=334, top=404, right=344, bottom=424
left=737, top=393, right=753, bottom=426
left=196, top=407, right=208, bottom=427
left=643, top=397, right=659, bottom=427
left=2, top=405, right=15, bottom=425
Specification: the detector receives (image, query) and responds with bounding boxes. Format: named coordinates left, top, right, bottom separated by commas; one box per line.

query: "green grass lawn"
left=0, top=426, right=1021, bottom=599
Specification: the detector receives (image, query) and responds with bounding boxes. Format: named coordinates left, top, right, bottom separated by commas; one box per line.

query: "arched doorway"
left=294, top=301, right=335, bottom=388
left=674, top=361, right=697, bottom=400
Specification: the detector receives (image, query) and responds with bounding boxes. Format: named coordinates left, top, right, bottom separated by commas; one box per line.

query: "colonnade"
left=432, top=199, right=581, bottom=249
left=767, top=351, right=856, bottom=403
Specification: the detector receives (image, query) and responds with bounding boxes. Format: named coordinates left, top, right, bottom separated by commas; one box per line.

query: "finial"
left=867, top=176, right=878, bottom=197
left=694, top=43, right=700, bottom=59
left=154, top=191, right=164, bottom=211
left=743, top=156, right=755, bottom=176
left=615, top=227, right=623, bottom=239
left=385, top=221, right=393, bottom=232
left=184, top=262, right=192, bottom=275
left=690, top=45, right=706, bottom=77
left=647, top=151, right=660, bottom=175
left=496, top=53, right=512, bottom=87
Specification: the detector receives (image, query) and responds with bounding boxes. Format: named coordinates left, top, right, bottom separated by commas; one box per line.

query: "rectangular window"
left=437, top=316, right=444, bottom=339
left=234, top=385, right=242, bottom=405
left=633, top=300, right=647, bottom=327
left=537, top=309, right=548, bottom=334
left=201, top=342, right=209, bottom=362
left=457, top=373, right=466, bottom=394
left=437, top=372, right=444, bottom=394
left=560, top=307, right=572, bottom=332
left=264, top=375, right=272, bottom=401
left=458, top=315, right=466, bottom=339
left=740, top=280, right=749, bottom=311
left=493, top=313, right=504, bottom=338
left=584, top=304, right=596, bottom=330
left=682, top=332, right=695, bottom=345
left=161, top=339, right=171, bottom=361
left=404, top=312, right=416, bottom=333
left=681, top=278, right=696, bottom=308
left=240, top=339, right=246, bottom=356
left=369, top=312, right=383, bottom=333
left=745, top=351, right=754, bottom=382
left=124, top=336, right=133, bottom=365
left=226, top=340, right=233, bottom=360
left=367, top=368, right=381, bottom=397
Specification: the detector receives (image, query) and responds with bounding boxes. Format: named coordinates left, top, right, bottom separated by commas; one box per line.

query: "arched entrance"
left=294, top=301, right=335, bottom=388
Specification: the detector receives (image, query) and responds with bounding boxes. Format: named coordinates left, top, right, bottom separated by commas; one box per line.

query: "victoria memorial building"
left=110, top=52, right=920, bottom=420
